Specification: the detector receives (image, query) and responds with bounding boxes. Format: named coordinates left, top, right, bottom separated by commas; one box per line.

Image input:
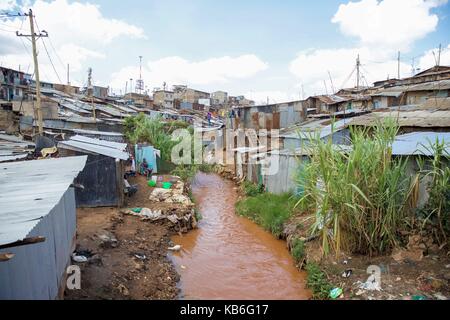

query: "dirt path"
left=64, top=175, right=191, bottom=300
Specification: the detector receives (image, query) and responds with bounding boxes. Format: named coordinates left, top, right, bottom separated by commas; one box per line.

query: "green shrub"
left=417, top=138, right=450, bottom=245
left=291, top=237, right=305, bottom=263
left=236, top=193, right=296, bottom=237
left=306, top=262, right=333, bottom=300
left=242, top=181, right=265, bottom=197
left=123, top=114, right=180, bottom=162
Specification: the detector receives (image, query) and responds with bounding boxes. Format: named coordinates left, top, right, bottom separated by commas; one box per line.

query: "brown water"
left=171, top=173, right=310, bottom=300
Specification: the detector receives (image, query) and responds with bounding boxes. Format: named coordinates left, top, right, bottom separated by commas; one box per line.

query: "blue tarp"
left=135, top=144, right=159, bottom=173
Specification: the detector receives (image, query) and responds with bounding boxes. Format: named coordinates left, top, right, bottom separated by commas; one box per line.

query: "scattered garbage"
left=97, top=231, right=118, bottom=248
left=168, top=245, right=182, bottom=251
left=342, top=269, right=353, bottom=278
left=71, top=253, right=88, bottom=263
left=433, top=293, right=447, bottom=300
left=134, top=253, right=147, bottom=260
left=148, top=180, right=157, bottom=187
left=329, top=287, right=343, bottom=299
left=71, top=248, right=93, bottom=263
left=181, top=265, right=187, bottom=270
left=412, top=295, right=427, bottom=300
left=131, top=208, right=142, bottom=213
left=122, top=208, right=194, bottom=226
left=162, top=182, right=172, bottom=189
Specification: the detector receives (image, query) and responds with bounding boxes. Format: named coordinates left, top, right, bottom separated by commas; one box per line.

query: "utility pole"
left=411, top=57, right=415, bottom=76
left=67, top=63, right=70, bottom=85
left=356, top=54, right=360, bottom=90
left=328, top=70, right=335, bottom=93
left=87, top=68, right=96, bottom=122
left=17, top=9, right=48, bottom=136
left=136, top=55, right=144, bottom=94
left=125, top=81, right=128, bottom=96
left=438, top=43, right=442, bottom=68
left=323, top=80, right=328, bottom=95
left=397, top=51, right=401, bottom=79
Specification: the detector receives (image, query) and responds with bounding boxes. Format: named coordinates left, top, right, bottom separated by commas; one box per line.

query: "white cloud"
left=110, top=55, right=268, bottom=92
left=290, top=0, right=448, bottom=96
left=0, top=0, right=16, bottom=11
left=0, top=0, right=145, bottom=84
left=332, top=0, right=446, bottom=50
left=417, top=44, right=450, bottom=70
left=244, top=90, right=299, bottom=105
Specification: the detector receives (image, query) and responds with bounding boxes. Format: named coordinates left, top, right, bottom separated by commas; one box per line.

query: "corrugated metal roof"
left=71, top=129, right=123, bottom=136
left=0, top=156, right=87, bottom=246
left=58, top=136, right=129, bottom=160
left=0, top=134, right=35, bottom=163
left=392, top=132, right=450, bottom=156
left=350, top=110, right=450, bottom=127
left=280, top=118, right=350, bottom=139
left=70, top=135, right=127, bottom=151
left=371, top=91, right=403, bottom=97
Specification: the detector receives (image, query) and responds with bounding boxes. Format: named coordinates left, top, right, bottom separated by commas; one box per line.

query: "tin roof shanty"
left=0, top=156, right=87, bottom=246
left=0, top=133, right=35, bottom=163
left=58, top=135, right=129, bottom=160
left=392, top=132, right=450, bottom=156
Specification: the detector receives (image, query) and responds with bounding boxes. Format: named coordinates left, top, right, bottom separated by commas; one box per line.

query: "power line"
left=32, top=15, right=62, bottom=83
left=41, top=37, right=62, bottom=83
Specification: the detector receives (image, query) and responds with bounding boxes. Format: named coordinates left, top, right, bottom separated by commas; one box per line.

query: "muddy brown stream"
left=171, top=173, right=310, bottom=300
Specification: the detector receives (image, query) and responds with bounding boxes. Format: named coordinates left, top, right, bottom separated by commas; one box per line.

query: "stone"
left=391, top=248, right=423, bottom=263
left=117, top=284, right=129, bottom=296
left=433, top=293, right=447, bottom=300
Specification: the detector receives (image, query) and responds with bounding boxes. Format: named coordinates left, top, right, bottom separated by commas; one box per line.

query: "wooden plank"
left=0, top=236, right=46, bottom=250
left=0, top=253, right=14, bottom=262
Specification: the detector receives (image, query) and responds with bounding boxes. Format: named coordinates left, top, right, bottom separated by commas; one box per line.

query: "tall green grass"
left=417, top=138, right=450, bottom=245
left=296, top=118, right=415, bottom=256
left=124, top=113, right=180, bottom=162
left=236, top=193, right=297, bottom=237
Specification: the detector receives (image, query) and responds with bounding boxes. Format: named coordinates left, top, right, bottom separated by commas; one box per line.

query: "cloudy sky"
left=1, top=0, right=449, bottom=104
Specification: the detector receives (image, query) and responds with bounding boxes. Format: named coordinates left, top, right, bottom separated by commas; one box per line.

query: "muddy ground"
left=64, top=175, right=194, bottom=300
left=284, top=212, right=450, bottom=300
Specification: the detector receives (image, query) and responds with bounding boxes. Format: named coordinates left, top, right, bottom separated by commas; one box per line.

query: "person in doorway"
left=141, top=158, right=153, bottom=179
left=207, top=111, right=212, bottom=127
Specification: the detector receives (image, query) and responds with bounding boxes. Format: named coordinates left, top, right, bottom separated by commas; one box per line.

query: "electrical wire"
left=33, top=15, right=62, bottom=83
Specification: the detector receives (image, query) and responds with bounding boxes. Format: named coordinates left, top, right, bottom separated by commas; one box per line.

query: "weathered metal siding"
left=263, top=153, right=305, bottom=194
left=0, top=188, right=76, bottom=299
left=74, top=153, right=120, bottom=207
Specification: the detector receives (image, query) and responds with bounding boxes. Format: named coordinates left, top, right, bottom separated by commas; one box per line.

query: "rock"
left=428, top=244, right=440, bottom=254
left=433, top=293, right=447, bottom=300
left=166, top=194, right=192, bottom=205
left=117, top=284, right=129, bottom=296
left=97, top=231, right=118, bottom=248
left=168, top=245, right=182, bottom=251
left=431, top=278, right=445, bottom=290
left=392, top=248, right=423, bottom=263
left=355, top=289, right=365, bottom=296
left=149, top=188, right=172, bottom=201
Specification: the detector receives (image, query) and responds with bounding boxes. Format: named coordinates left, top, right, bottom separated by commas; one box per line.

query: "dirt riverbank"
left=64, top=175, right=195, bottom=300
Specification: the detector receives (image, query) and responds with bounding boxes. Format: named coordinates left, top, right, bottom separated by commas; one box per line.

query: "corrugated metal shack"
left=0, top=156, right=87, bottom=299
left=279, top=118, right=351, bottom=150
left=0, top=133, right=34, bottom=163
left=58, top=135, right=129, bottom=208
left=392, top=131, right=450, bottom=208
left=234, top=100, right=307, bottom=130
